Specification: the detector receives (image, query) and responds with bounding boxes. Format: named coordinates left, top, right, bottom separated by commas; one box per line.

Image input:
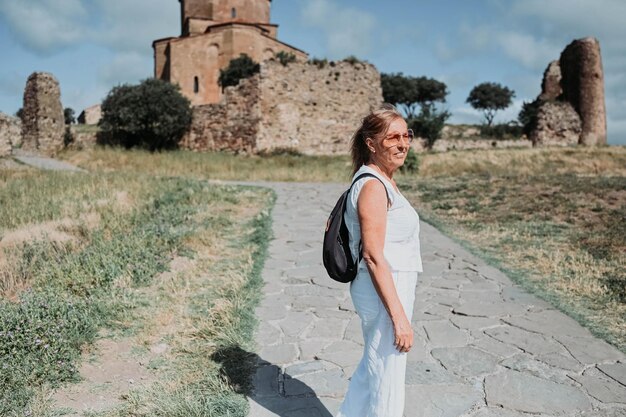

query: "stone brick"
left=560, top=37, right=607, bottom=145
left=21, top=72, right=65, bottom=156
left=180, top=60, right=382, bottom=155
left=540, top=60, right=562, bottom=100
left=530, top=100, right=582, bottom=146
left=0, top=112, right=20, bottom=156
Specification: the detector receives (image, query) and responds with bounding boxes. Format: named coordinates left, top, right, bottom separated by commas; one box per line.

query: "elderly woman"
left=337, top=104, right=422, bottom=417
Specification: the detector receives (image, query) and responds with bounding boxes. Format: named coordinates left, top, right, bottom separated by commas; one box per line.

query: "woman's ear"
left=366, top=138, right=376, bottom=153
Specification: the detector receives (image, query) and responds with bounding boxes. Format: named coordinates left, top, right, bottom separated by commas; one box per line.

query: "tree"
left=64, top=108, right=75, bottom=125
left=218, top=54, right=260, bottom=91
left=381, top=73, right=448, bottom=119
left=466, top=82, right=515, bottom=126
left=99, top=78, right=192, bottom=151
left=15, top=108, right=23, bottom=120
left=381, top=73, right=450, bottom=148
left=410, top=104, right=451, bottom=149
left=518, top=99, right=541, bottom=136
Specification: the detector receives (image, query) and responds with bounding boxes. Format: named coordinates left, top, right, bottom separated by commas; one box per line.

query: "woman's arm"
left=357, top=180, right=413, bottom=353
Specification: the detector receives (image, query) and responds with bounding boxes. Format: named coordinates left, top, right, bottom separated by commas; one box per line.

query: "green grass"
left=0, top=168, right=273, bottom=416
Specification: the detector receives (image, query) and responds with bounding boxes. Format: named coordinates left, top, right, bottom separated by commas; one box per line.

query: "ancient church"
left=153, top=0, right=307, bottom=105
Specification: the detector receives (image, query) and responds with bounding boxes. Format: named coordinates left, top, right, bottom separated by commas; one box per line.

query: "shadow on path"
left=212, top=346, right=333, bottom=417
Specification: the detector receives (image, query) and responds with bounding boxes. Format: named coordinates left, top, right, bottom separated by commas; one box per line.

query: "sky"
left=1, top=0, right=625, bottom=145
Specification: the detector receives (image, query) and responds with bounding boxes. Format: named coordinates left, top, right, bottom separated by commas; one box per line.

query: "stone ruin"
left=21, top=72, right=65, bottom=156
left=181, top=59, right=383, bottom=155
left=77, top=104, right=102, bottom=125
left=0, top=113, right=21, bottom=157
left=530, top=37, right=607, bottom=146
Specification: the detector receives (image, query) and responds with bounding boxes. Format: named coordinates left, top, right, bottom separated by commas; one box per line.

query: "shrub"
left=99, top=78, right=192, bottom=151
left=480, top=122, right=524, bottom=139
left=400, top=147, right=419, bottom=174
left=218, top=54, right=260, bottom=91
left=409, top=104, right=450, bottom=149
left=275, top=51, right=297, bottom=66
left=308, top=57, right=328, bottom=69
left=518, top=99, right=541, bottom=136
left=342, top=55, right=362, bottom=66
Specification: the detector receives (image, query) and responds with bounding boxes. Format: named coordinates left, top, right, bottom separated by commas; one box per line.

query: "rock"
left=570, top=367, right=626, bottom=404
left=21, top=72, right=65, bottom=156
left=0, top=112, right=20, bottom=156
left=598, top=362, right=626, bottom=386
left=405, top=361, right=462, bottom=385
left=540, top=60, right=563, bottom=100
left=485, top=370, right=591, bottom=414
left=404, top=383, right=483, bottom=417
left=431, top=347, right=498, bottom=377
left=530, top=100, right=581, bottom=146
left=560, top=37, right=607, bottom=145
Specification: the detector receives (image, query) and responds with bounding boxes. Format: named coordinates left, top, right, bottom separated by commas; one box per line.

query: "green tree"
left=15, top=108, right=23, bottom=120
left=218, top=54, right=260, bottom=91
left=99, top=78, right=192, bottom=151
left=381, top=73, right=448, bottom=119
left=410, top=104, right=451, bottom=149
left=466, top=82, right=515, bottom=126
left=64, top=108, right=75, bottom=125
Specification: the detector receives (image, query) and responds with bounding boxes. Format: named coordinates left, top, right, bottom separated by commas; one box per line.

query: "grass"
left=58, top=146, right=352, bottom=182
left=399, top=146, right=626, bottom=351
left=0, top=167, right=273, bottom=416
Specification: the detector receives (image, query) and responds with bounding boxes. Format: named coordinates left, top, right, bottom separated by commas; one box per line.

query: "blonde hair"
left=350, top=103, right=404, bottom=174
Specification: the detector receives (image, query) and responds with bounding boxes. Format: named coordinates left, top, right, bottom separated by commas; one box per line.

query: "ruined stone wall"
left=559, top=37, right=607, bottom=145
left=21, top=72, right=65, bottom=156
left=180, top=59, right=383, bottom=154
left=0, top=113, right=20, bottom=157
left=256, top=60, right=383, bottom=154
left=180, top=76, right=261, bottom=152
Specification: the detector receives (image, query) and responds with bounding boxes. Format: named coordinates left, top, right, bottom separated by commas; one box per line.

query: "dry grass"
left=400, top=145, right=626, bottom=350
left=58, top=146, right=352, bottom=183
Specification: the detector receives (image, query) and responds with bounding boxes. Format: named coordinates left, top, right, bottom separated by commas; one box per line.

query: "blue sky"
left=1, top=0, right=625, bottom=144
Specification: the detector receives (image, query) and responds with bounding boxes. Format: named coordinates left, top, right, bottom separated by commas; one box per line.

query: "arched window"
left=231, top=8, right=237, bottom=18
left=194, top=76, right=199, bottom=94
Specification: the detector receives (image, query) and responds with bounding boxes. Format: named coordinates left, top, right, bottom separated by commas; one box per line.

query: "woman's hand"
left=392, top=314, right=413, bottom=353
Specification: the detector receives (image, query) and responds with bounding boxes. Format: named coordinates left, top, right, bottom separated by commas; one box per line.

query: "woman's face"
left=368, top=118, right=410, bottom=173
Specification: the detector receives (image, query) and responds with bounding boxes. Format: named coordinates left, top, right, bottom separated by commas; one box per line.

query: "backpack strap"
left=347, top=172, right=391, bottom=268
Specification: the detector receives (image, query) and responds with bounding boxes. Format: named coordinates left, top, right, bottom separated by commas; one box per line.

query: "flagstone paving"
left=248, top=182, right=626, bottom=417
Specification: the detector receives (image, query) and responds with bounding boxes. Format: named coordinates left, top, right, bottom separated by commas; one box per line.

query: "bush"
left=218, top=54, right=260, bottom=91
left=409, top=104, right=450, bottom=149
left=64, top=108, right=75, bottom=125
left=400, top=147, right=419, bottom=174
left=518, top=99, right=541, bottom=136
left=99, top=78, right=192, bottom=151
left=275, top=51, right=296, bottom=66
left=480, top=122, right=524, bottom=139
left=308, top=57, right=328, bottom=69
left=342, top=55, right=362, bottom=65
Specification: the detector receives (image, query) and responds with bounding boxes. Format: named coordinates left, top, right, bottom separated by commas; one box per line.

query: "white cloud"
left=0, top=0, right=88, bottom=53
left=300, top=0, right=377, bottom=59
left=496, top=31, right=561, bottom=70
left=99, top=51, right=152, bottom=86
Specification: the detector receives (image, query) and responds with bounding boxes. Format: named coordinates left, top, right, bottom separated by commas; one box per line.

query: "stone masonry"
left=181, top=59, right=383, bottom=155
left=0, top=112, right=21, bottom=157
left=530, top=37, right=607, bottom=147
left=21, top=72, right=65, bottom=156
left=560, top=37, right=607, bottom=146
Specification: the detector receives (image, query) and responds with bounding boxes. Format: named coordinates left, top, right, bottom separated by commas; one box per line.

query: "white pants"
left=337, top=269, right=418, bottom=417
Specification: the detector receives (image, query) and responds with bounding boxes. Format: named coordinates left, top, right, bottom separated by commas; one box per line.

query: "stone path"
left=11, top=148, right=87, bottom=172
left=249, top=182, right=626, bottom=417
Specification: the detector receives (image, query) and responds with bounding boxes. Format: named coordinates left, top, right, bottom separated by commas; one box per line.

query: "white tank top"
left=345, top=165, right=423, bottom=272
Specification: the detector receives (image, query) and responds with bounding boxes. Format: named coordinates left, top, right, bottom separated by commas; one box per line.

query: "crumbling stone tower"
left=153, top=0, right=307, bottom=105
left=21, top=72, right=65, bottom=156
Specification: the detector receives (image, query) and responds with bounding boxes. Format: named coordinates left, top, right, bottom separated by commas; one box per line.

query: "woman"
left=337, top=104, right=422, bottom=417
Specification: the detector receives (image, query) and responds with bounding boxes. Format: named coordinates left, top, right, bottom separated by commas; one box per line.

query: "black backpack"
left=323, top=173, right=389, bottom=283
